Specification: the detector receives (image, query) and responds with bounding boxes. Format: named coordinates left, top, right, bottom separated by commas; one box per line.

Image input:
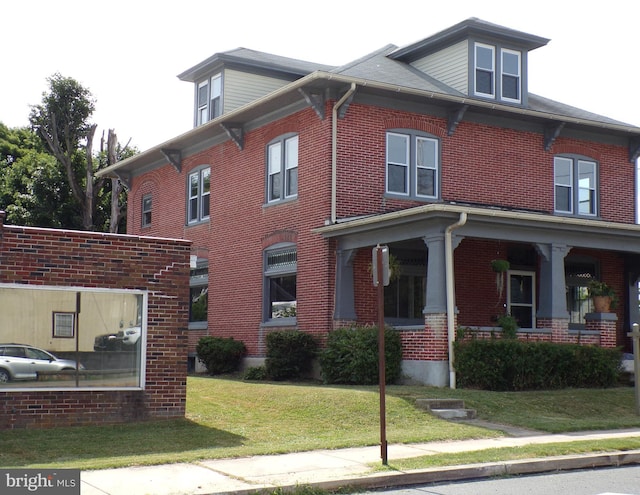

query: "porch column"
left=401, top=234, right=449, bottom=387
left=423, top=234, right=447, bottom=314
left=334, top=248, right=357, bottom=321
left=536, top=243, right=570, bottom=342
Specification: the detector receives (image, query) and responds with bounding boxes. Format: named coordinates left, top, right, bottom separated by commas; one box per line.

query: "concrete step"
left=415, top=398, right=465, bottom=410
left=430, top=408, right=477, bottom=420
left=415, top=398, right=477, bottom=420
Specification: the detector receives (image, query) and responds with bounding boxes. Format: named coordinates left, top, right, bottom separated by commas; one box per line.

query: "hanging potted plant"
left=587, top=280, right=616, bottom=312
left=491, top=259, right=510, bottom=302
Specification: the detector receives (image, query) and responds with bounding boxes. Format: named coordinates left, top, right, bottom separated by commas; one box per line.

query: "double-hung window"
left=210, top=73, right=222, bottom=120
left=386, top=131, right=439, bottom=199
left=554, top=156, right=598, bottom=216
left=189, top=259, right=208, bottom=328
left=264, top=244, right=297, bottom=323
left=187, top=167, right=211, bottom=224
left=501, top=49, right=521, bottom=102
left=196, top=73, right=223, bottom=126
left=474, top=43, right=522, bottom=103
left=267, top=134, right=298, bottom=203
left=197, top=80, right=208, bottom=126
left=474, top=43, right=495, bottom=98
left=141, top=194, right=152, bottom=227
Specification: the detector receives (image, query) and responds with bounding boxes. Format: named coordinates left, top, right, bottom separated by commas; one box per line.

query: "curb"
left=218, top=450, right=640, bottom=495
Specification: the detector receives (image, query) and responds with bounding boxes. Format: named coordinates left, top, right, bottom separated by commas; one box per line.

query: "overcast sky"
left=2, top=0, right=639, bottom=151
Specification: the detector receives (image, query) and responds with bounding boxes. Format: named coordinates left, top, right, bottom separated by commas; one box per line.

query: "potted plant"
left=587, top=280, right=616, bottom=312
left=490, top=259, right=510, bottom=302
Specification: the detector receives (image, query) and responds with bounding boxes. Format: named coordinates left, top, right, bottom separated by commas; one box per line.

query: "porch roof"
left=313, top=204, right=640, bottom=254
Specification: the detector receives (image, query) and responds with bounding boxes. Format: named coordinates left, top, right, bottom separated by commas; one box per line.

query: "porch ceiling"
left=313, top=204, right=640, bottom=254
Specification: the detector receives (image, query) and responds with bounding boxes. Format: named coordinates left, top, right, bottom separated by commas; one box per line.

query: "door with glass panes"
left=507, top=270, right=535, bottom=328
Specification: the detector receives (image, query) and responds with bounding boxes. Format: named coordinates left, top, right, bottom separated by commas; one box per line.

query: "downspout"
left=445, top=212, right=467, bottom=389
left=331, top=83, right=357, bottom=224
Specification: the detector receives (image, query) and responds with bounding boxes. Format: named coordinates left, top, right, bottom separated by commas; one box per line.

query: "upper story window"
left=501, top=49, right=521, bottom=102
left=554, top=156, right=598, bottom=216
left=267, top=134, right=298, bottom=203
left=386, top=130, right=439, bottom=200
left=474, top=43, right=522, bottom=104
left=141, top=194, right=152, bottom=227
left=187, top=167, right=211, bottom=224
left=474, top=43, right=495, bottom=98
left=196, top=73, right=223, bottom=126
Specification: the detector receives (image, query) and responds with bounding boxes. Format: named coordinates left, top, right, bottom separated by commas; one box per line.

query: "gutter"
left=444, top=212, right=467, bottom=389
left=331, top=83, right=357, bottom=224
left=97, top=71, right=640, bottom=179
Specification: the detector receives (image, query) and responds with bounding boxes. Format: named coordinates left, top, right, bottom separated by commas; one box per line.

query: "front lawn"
left=1, top=376, right=638, bottom=470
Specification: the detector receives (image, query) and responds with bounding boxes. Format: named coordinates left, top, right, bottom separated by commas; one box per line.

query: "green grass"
left=1, top=376, right=639, bottom=470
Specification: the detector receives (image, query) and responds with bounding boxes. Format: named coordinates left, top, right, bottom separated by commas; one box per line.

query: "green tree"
left=28, top=73, right=132, bottom=232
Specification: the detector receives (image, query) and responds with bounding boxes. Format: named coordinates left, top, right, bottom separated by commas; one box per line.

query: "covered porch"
left=315, top=204, right=640, bottom=387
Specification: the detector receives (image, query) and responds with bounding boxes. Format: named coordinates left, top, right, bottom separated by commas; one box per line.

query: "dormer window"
left=196, top=73, right=223, bottom=126
left=474, top=43, right=495, bottom=98
left=501, top=49, right=521, bottom=102
left=474, top=42, right=522, bottom=104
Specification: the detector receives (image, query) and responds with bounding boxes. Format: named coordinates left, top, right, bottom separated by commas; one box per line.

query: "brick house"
left=99, top=18, right=640, bottom=387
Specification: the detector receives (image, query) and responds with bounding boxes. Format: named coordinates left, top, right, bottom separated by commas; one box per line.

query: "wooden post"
left=373, top=245, right=388, bottom=465
left=628, top=323, right=640, bottom=416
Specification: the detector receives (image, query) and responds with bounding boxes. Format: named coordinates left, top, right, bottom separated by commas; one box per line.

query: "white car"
left=0, top=344, right=85, bottom=383
left=120, top=326, right=141, bottom=346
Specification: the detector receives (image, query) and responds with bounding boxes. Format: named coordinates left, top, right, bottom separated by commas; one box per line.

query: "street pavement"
left=80, top=427, right=640, bottom=495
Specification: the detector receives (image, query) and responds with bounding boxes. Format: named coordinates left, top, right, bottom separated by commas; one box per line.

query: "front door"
left=508, top=270, right=536, bottom=329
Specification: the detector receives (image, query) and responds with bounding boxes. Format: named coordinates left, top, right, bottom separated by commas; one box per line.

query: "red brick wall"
left=334, top=104, right=634, bottom=223
left=0, top=212, right=191, bottom=429
left=124, top=100, right=632, bottom=361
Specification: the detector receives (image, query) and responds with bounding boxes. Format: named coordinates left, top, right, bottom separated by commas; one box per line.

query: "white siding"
left=223, top=69, right=293, bottom=113
left=411, top=40, right=468, bottom=94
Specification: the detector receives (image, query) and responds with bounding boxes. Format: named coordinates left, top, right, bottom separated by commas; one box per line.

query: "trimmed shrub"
left=243, top=366, right=267, bottom=381
left=454, top=339, right=622, bottom=391
left=320, top=325, right=402, bottom=385
left=196, top=336, right=247, bottom=375
left=265, top=330, right=318, bottom=381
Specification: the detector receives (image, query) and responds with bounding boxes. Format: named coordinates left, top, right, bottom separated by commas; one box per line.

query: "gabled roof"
left=389, top=17, right=550, bottom=62
left=178, top=47, right=336, bottom=82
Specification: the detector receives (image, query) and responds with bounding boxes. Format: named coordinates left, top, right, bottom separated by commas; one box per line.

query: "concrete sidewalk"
left=80, top=428, right=640, bottom=495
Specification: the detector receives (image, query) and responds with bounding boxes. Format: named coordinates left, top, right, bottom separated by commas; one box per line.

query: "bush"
left=196, top=336, right=247, bottom=375
left=320, top=325, right=402, bottom=385
left=454, top=339, right=622, bottom=391
left=243, top=366, right=267, bottom=381
left=265, top=330, right=318, bottom=381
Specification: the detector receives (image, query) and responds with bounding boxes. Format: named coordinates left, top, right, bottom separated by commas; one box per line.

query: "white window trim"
left=386, top=132, right=410, bottom=196
left=187, top=167, right=211, bottom=224
left=210, top=73, right=222, bottom=120
left=263, top=243, right=297, bottom=324
left=507, top=270, right=536, bottom=329
left=197, top=80, right=209, bottom=126
left=267, top=134, right=299, bottom=203
left=386, top=130, right=439, bottom=200
left=500, top=48, right=521, bottom=103
left=474, top=42, right=495, bottom=98
left=53, top=312, right=75, bottom=338
left=554, top=156, right=598, bottom=216
left=141, top=194, right=152, bottom=227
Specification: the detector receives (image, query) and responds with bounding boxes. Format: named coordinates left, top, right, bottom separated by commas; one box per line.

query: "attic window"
left=474, top=43, right=495, bottom=98
left=501, top=49, right=521, bottom=102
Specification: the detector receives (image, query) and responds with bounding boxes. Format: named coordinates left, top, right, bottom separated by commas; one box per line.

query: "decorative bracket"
left=629, top=137, right=640, bottom=163
left=221, top=123, right=244, bottom=150
left=115, top=171, right=131, bottom=190
left=543, top=122, right=565, bottom=151
left=298, top=88, right=325, bottom=120
left=336, top=88, right=355, bottom=119
left=447, top=104, right=468, bottom=136
left=161, top=148, right=182, bottom=172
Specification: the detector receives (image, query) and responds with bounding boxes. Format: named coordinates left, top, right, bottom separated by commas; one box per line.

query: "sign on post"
left=372, top=245, right=390, bottom=287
